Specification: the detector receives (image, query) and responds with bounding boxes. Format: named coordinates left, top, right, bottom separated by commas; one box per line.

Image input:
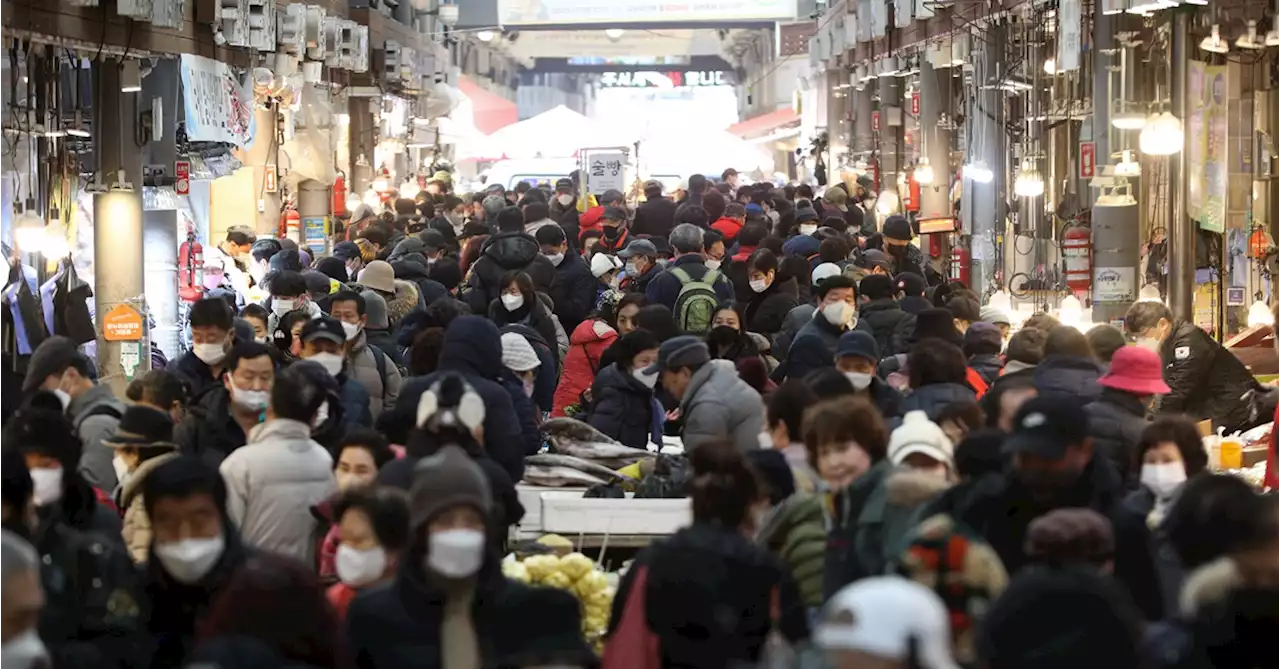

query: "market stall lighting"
left=13, top=209, right=45, bottom=254
left=964, top=160, right=994, bottom=184
left=362, top=188, right=380, bottom=208
left=345, top=192, right=361, bottom=212
left=604, top=28, right=626, bottom=39
left=1056, top=294, right=1084, bottom=327
left=476, top=30, right=495, bottom=42
left=1235, top=21, right=1264, bottom=49
left=1139, top=112, right=1183, bottom=155
left=1199, top=25, right=1229, bottom=54
left=1111, top=109, right=1147, bottom=130
left=1247, top=299, right=1275, bottom=327
left=1113, top=150, right=1141, bottom=176
left=1043, top=58, right=1056, bottom=75
left=1013, top=161, right=1045, bottom=197
left=912, top=158, right=934, bottom=185
left=985, top=289, right=1012, bottom=313
left=1137, top=284, right=1163, bottom=302
left=399, top=178, right=420, bottom=199
left=371, top=176, right=389, bottom=192
left=875, top=188, right=900, bottom=216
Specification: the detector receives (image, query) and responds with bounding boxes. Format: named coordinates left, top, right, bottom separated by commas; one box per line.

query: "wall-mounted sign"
left=599, top=71, right=731, bottom=89
left=1079, top=141, right=1096, bottom=179
left=179, top=54, right=255, bottom=148
left=498, top=0, right=796, bottom=25
left=175, top=161, right=190, bottom=195
left=584, top=150, right=626, bottom=194
left=103, top=304, right=144, bottom=341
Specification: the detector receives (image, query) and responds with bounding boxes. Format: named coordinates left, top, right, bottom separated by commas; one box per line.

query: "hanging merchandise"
left=50, top=259, right=95, bottom=345
left=178, top=226, right=205, bottom=303
left=2, top=260, right=49, bottom=356
left=1062, top=223, right=1093, bottom=294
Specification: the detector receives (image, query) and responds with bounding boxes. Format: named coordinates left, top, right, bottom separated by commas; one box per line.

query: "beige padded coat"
left=120, top=450, right=180, bottom=563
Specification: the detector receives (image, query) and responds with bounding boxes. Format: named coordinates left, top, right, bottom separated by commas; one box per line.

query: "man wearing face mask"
left=265, top=271, right=321, bottom=335
left=647, top=336, right=763, bottom=452
left=299, top=316, right=374, bottom=429
left=1, top=530, right=50, bottom=669
left=537, top=225, right=594, bottom=332
left=776, top=275, right=869, bottom=382
left=618, top=238, right=663, bottom=297
left=1123, top=301, right=1261, bottom=433
left=175, top=342, right=275, bottom=468
left=329, top=291, right=401, bottom=421
left=463, top=206, right=559, bottom=316
left=173, top=298, right=239, bottom=403
left=918, top=397, right=1164, bottom=619
left=882, top=216, right=926, bottom=277
left=645, top=224, right=736, bottom=313
left=24, top=337, right=125, bottom=492
left=794, top=205, right=821, bottom=237
left=834, top=330, right=903, bottom=417
left=596, top=205, right=631, bottom=255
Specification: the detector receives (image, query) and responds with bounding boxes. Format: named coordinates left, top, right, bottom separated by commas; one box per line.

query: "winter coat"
left=346, top=331, right=402, bottom=420
left=775, top=312, right=872, bottom=382
left=915, top=457, right=1165, bottom=620
left=120, top=451, right=180, bottom=563
left=680, top=359, right=765, bottom=452
left=896, top=383, right=977, bottom=423
left=219, top=419, right=337, bottom=565
left=744, top=276, right=801, bottom=339
left=381, top=280, right=423, bottom=331
left=67, top=384, right=126, bottom=491
left=335, top=374, right=375, bottom=430
left=1124, top=484, right=1188, bottom=617
left=586, top=363, right=658, bottom=449
left=487, top=293, right=559, bottom=355
left=1143, top=559, right=1275, bottom=669
left=464, top=231, right=559, bottom=315
left=878, top=467, right=952, bottom=568
left=174, top=388, right=250, bottom=468
left=388, top=316, right=532, bottom=481
left=553, top=319, right=618, bottom=417
left=346, top=560, right=583, bottom=669
left=554, top=205, right=583, bottom=252
left=389, top=258, right=449, bottom=307
left=968, top=354, right=1005, bottom=385
left=1033, top=354, right=1104, bottom=403
left=1156, top=320, right=1260, bottom=432
left=622, top=262, right=662, bottom=298
left=45, top=476, right=124, bottom=547
left=608, top=523, right=810, bottom=668
left=858, top=298, right=913, bottom=358
left=773, top=303, right=815, bottom=362
left=710, top=216, right=744, bottom=241
left=31, top=518, right=145, bottom=669
left=632, top=196, right=679, bottom=239
left=499, top=370, right=543, bottom=456
left=821, top=459, right=897, bottom=598
left=364, top=327, right=405, bottom=369
left=887, top=243, right=927, bottom=276
left=860, top=378, right=905, bottom=420
left=171, top=350, right=227, bottom=405
left=981, top=363, right=1038, bottom=418
left=500, top=323, right=558, bottom=413
left=644, top=254, right=735, bottom=312
left=549, top=250, right=596, bottom=333
left=1085, top=388, right=1150, bottom=485
left=899, top=295, right=932, bottom=315
left=757, top=494, right=827, bottom=608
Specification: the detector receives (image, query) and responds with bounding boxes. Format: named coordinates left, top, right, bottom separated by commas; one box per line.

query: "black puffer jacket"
left=1033, top=355, right=1104, bottom=403
left=608, top=522, right=809, bottom=668
left=487, top=292, right=559, bottom=355
left=969, top=354, right=1005, bottom=385
left=858, top=298, right=913, bottom=357
left=390, top=257, right=449, bottom=306
left=586, top=363, right=656, bottom=449
left=1156, top=320, right=1259, bottom=432
left=464, top=232, right=558, bottom=314
left=1085, top=388, right=1149, bottom=485
left=744, top=276, right=801, bottom=339
left=173, top=388, right=249, bottom=468
left=632, top=196, right=679, bottom=239
left=897, top=382, right=976, bottom=422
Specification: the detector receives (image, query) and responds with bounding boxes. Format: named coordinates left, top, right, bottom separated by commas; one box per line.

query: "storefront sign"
left=303, top=217, right=328, bottom=255
left=103, top=304, right=144, bottom=341
left=598, top=71, right=731, bottom=88
left=1057, top=0, right=1082, bottom=72
left=1227, top=287, right=1246, bottom=306
left=1093, top=267, right=1135, bottom=302
left=910, top=90, right=920, bottom=116
left=1079, top=141, right=1096, bottom=178
left=497, top=0, right=796, bottom=25
left=179, top=54, right=255, bottom=148
left=585, top=151, right=626, bottom=194
left=175, top=161, right=190, bottom=195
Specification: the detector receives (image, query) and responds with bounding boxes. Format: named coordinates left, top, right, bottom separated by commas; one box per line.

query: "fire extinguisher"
left=332, top=172, right=348, bottom=216
left=1062, top=223, right=1093, bottom=293
left=280, top=209, right=301, bottom=241
left=178, top=227, right=204, bottom=302
left=950, top=241, right=971, bottom=288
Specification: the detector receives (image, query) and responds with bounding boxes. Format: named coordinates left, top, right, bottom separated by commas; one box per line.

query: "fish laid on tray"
left=540, top=418, right=651, bottom=467
left=525, top=454, right=637, bottom=486
left=523, top=465, right=612, bottom=488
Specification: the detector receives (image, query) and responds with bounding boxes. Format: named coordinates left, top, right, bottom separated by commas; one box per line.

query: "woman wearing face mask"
left=743, top=249, right=800, bottom=342
left=106, top=406, right=182, bottom=563
left=489, top=270, right=559, bottom=351
left=585, top=330, right=663, bottom=449
left=314, top=429, right=397, bottom=583
left=878, top=411, right=957, bottom=562
left=346, top=445, right=588, bottom=667
left=605, top=439, right=809, bottom=666
left=326, top=486, right=410, bottom=621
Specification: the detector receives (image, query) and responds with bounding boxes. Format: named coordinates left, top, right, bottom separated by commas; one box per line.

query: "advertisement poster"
left=1057, top=0, right=1081, bottom=72
left=497, top=0, right=796, bottom=25
left=1093, top=267, right=1136, bottom=303
left=179, top=54, right=255, bottom=148
left=1200, top=65, right=1228, bottom=233
left=1187, top=61, right=1205, bottom=222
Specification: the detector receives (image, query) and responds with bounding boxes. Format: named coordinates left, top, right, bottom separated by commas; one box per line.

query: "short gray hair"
left=2, top=529, right=39, bottom=581
left=482, top=195, right=507, bottom=217
left=669, top=223, right=704, bottom=255
left=1123, top=301, right=1172, bottom=335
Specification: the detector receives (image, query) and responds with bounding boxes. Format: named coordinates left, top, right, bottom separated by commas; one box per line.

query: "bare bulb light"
left=1014, top=161, right=1045, bottom=197
left=604, top=28, right=625, bottom=39
left=1200, top=24, right=1229, bottom=54
left=345, top=192, right=362, bottom=212
left=875, top=188, right=900, bottom=216
left=912, top=158, right=934, bottom=185
left=1139, top=112, right=1183, bottom=156
left=1043, top=58, right=1057, bottom=75
left=475, top=30, right=495, bottom=42
left=1247, top=299, right=1274, bottom=327
left=964, top=161, right=994, bottom=184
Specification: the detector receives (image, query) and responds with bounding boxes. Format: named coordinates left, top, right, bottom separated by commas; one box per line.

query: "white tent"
left=469, top=105, right=637, bottom=161
left=637, top=124, right=774, bottom=176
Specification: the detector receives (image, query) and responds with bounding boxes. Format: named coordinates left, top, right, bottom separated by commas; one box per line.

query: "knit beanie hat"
left=360, top=290, right=390, bottom=330
left=500, top=333, right=540, bottom=372
left=408, top=444, right=492, bottom=530
left=888, top=411, right=954, bottom=470
left=590, top=253, right=622, bottom=278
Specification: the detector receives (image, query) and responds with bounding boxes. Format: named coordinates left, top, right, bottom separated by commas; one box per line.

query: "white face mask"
left=272, top=298, right=296, bottom=317
left=313, top=401, right=331, bottom=428
left=545, top=252, right=565, bottom=267
left=254, top=336, right=268, bottom=344
left=749, top=278, right=769, bottom=293
left=30, top=466, right=63, bottom=507
left=557, top=194, right=574, bottom=206
left=757, top=431, right=774, bottom=450
left=427, top=528, right=486, bottom=579
left=822, top=301, right=853, bottom=327
left=1140, top=462, right=1187, bottom=499
left=341, top=321, right=362, bottom=341
left=113, top=455, right=131, bottom=483
left=632, top=368, right=659, bottom=389
left=1, top=628, right=50, bottom=669
left=52, top=388, right=71, bottom=410
left=154, top=535, right=225, bottom=584
left=625, top=261, right=641, bottom=276
left=705, top=258, right=722, bottom=271
left=193, top=342, right=227, bottom=366
left=501, top=293, right=525, bottom=312
left=336, top=544, right=388, bottom=587
left=309, top=352, right=345, bottom=376
left=229, top=380, right=270, bottom=412
left=844, top=371, right=874, bottom=391
left=799, top=224, right=817, bottom=235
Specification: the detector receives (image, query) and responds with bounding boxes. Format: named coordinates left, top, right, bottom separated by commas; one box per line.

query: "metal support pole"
left=1168, top=12, right=1193, bottom=321
left=917, top=60, right=950, bottom=219
left=852, top=85, right=873, bottom=157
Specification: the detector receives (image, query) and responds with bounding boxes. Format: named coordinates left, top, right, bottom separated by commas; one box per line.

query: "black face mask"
left=1015, top=466, right=1083, bottom=502
left=603, top=225, right=623, bottom=241
left=707, top=325, right=740, bottom=350
left=888, top=244, right=909, bottom=258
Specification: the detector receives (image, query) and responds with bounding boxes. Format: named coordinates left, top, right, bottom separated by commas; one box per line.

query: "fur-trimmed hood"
left=1179, top=557, right=1245, bottom=618
left=386, top=279, right=421, bottom=323
left=885, top=467, right=953, bottom=508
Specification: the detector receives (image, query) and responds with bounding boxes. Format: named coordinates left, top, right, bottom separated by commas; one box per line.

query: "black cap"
left=300, top=315, right=346, bottom=345
left=835, top=330, right=879, bottom=362
left=419, top=228, right=446, bottom=251
left=332, top=241, right=361, bottom=261
left=884, top=215, right=913, bottom=241
left=617, top=239, right=658, bottom=259
left=555, top=178, right=574, bottom=192
left=302, top=270, right=332, bottom=296
left=894, top=271, right=926, bottom=297
left=859, top=274, right=894, bottom=301
left=642, top=335, right=710, bottom=375
left=795, top=207, right=820, bottom=224
left=860, top=249, right=892, bottom=272
left=22, top=336, right=80, bottom=394
left=1003, top=396, right=1090, bottom=459
left=602, top=206, right=628, bottom=221
left=600, top=189, right=626, bottom=204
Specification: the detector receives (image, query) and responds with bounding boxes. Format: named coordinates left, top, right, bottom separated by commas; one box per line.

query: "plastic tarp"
left=465, top=105, right=637, bottom=161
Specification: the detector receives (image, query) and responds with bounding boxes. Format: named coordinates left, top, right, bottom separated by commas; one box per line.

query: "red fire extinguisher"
left=178, top=226, right=204, bottom=302
left=1062, top=223, right=1093, bottom=293
left=280, top=209, right=301, bottom=241
left=950, top=236, right=971, bottom=288
left=332, top=172, right=348, bottom=216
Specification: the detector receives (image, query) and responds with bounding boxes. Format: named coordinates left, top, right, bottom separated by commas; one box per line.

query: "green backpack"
left=669, top=267, right=721, bottom=335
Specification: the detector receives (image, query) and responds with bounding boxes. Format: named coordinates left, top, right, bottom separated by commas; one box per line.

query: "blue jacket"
left=389, top=316, right=531, bottom=481
left=549, top=251, right=597, bottom=333
left=338, top=375, right=374, bottom=429
left=775, top=311, right=871, bottom=382
left=644, top=254, right=735, bottom=311
left=171, top=351, right=225, bottom=403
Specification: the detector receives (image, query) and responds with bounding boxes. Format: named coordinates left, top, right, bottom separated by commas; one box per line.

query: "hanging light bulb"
left=371, top=174, right=389, bottom=193
left=1139, top=112, right=1183, bottom=155
left=604, top=28, right=626, bottom=40
left=1199, top=24, right=1229, bottom=53
left=875, top=188, right=900, bottom=216
left=345, top=192, right=362, bottom=212
left=1247, top=298, right=1275, bottom=327
left=1057, top=294, right=1084, bottom=327
left=13, top=209, right=46, bottom=254
left=1113, top=150, right=1141, bottom=176
left=1235, top=20, right=1264, bottom=49
left=912, top=158, right=934, bottom=185
left=964, top=160, right=994, bottom=184
left=1137, top=284, right=1163, bottom=302
left=475, top=30, right=495, bottom=42
left=40, top=222, right=70, bottom=258
left=399, top=178, right=420, bottom=199
left=362, top=188, right=380, bottom=209
left=1043, top=58, right=1057, bottom=75
left=1014, top=160, right=1045, bottom=197
left=985, top=289, right=1012, bottom=313
left=1111, top=109, right=1147, bottom=130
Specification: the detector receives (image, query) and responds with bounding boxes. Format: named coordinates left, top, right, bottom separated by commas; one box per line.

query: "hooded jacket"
left=174, top=388, right=251, bottom=467
left=608, top=522, right=809, bottom=667
left=586, top=362, right=659, bottom=449
left=680, top=359, right=765, bottom=452
left=1085, top=388, right=1149, bottom=485
left=219, top=419, right=337, bottom=565
left=553, top=319, right=618, bottom=417
left=1156, top=320, right=1259, bottom=432
left=120, top=451, right=181, bottom=563
left=857, top=297, right=913, bottom=358
left=67, top=384, right=126, bottom=491
left=969, top=353, right=1006, bottom=385
left=464, top=231, right=558, bottom=314
left=548, top=249, right=596, bottom=333
left=379, top=280, right=423, bottom=330
left=756, top=494, right=826, bottom=607
left=346, top=331, right=402, bottom=420
left=389, top=316, right=531, bottom=480
left=1033, top=354, right=1104, bottom=403
left=632, top=196, right=679, bottom=239
left=744, top=276, right=800, bottom=339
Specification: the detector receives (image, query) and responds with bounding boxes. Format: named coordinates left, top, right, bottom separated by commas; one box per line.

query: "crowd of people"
left=1, top=168, right=1276, bottom=669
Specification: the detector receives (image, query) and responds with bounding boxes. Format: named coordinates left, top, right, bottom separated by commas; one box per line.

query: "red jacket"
left=577, top=206, right=606, bottom=244
left=710, top=216, right=744, bottom=241
left=1265, top=405, right=1278, bottom=490
left=552, top=319, right=618, bottom=416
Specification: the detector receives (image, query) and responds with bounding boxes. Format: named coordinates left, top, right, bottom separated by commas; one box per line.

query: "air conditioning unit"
left=278, top=3, right=305, bottom=54
left=382, top=41, right=401, bottom=82
left=247, top=0, right=276, bottom=51
left=351, top=26, right=370, bottom=73
left=304, top=6, right=327, bottom=59
left=338, top=20, right=358, bottom=71
left=118, top=0, right=153, bottom=23
left=322, top=17, right=343, bottom=68
left=220, top=0, right=251, bottom=47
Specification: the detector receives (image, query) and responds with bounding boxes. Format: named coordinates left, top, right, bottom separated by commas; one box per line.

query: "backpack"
left=74, top=404, right=123, bottom=435
left=669, top=267, right=721, bottom=335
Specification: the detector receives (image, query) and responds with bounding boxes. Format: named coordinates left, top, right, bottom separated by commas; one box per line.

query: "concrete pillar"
left=142, top=59, right=182, bottom=361
left=963, top=26, right=1004, bottom=299
left=877, top=74, right=902, bottom=195
left=296, top=179, right=330, bottom=255
left=917, top=60, right=950, bottom=219
left=94, top=59, right=147, bottom=394
left=852, top=85, right=873, bottom=157
left=1168, top=12, right=1194, bottom=321
left=246, top=105, right=282, bottom=236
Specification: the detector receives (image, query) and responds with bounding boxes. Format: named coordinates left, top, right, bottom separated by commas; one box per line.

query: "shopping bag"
left=600, top=565, right=661, bottom=669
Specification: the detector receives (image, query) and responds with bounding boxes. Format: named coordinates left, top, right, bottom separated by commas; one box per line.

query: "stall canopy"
left=726, top=107, right=801, bottom=142
left=466, top=105, right=637, bottom=161
left=457, top=75, right=519, bottom=135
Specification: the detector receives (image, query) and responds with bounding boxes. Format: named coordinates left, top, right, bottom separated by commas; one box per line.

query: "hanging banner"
left=1057, top=0, right=1082, bottom=72
left=584, top=150, right=626, bottom=195
left=1187, top=61, right=1206, bottom=224
left=1200, top=65, right=1228, bottom=233
left=179, top=54, right=256, bottom=148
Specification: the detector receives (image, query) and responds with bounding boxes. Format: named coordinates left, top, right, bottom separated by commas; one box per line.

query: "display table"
left=512, top=484, right=691, bottom=547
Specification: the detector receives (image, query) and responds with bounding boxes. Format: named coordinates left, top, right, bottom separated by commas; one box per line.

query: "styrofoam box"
left=516, top=483, right=586, bottom=533
left=539, top=491, right=691, bottom=535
